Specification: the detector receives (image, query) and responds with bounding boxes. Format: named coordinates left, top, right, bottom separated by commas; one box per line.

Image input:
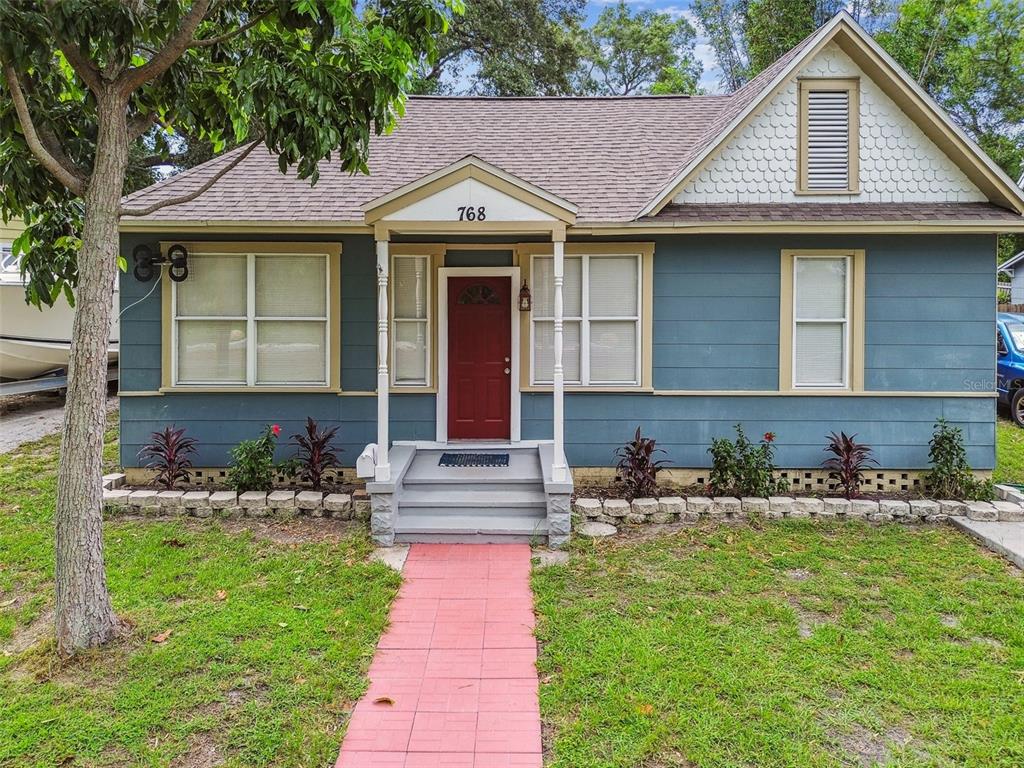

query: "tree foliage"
left=576, top=0, right=702, bottom=96
left=411, top=0, right=584, bottom=95
left=0, top=0, right=457, bottom=306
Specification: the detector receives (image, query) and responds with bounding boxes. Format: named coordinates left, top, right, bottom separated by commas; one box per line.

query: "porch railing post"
left=375, top=238, right=391, bottom=481
left=552, top=237, right=568, bottom=482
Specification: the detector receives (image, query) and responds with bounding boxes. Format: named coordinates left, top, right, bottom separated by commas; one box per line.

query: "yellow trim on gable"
left=640, top=15, right=1024, bottom=218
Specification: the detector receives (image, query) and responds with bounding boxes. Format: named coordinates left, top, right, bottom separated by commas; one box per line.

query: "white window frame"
left=529, top=252, right=642, bottom=387
left=390, top=253, right=432, bottom=387
left=171, top=251, right=331, bottom=388
left=791, top=254, right=851, bottom=389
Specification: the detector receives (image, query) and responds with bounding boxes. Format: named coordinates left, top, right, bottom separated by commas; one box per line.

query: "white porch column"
left=552, top=237, right=568, bottom=482
left=375, top=238, right=391, bottom=481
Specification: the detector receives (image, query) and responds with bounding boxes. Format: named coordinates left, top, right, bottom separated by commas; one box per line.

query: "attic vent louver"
left=806, top=90, right=850, bottom=190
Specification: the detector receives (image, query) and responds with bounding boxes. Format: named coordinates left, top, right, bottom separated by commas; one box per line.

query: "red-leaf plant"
left=614, top=426, right=670, bottom=500
left=138, top=426, right=198, bottom=490
left=290, top=417, right=342, bottom=490
left=821, top=431, right=878, bottom=499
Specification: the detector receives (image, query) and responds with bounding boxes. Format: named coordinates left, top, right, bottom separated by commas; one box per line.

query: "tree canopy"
left=576, top=0, right=702, bottom=96
left=1, top=0, right=456, bottom=306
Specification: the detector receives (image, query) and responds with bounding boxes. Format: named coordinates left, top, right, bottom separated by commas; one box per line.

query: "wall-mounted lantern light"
left=518, top=280, right=532, bottom=312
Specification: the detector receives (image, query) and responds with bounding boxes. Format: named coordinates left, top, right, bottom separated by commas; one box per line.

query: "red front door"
left=448, top=276, right=512, bottom=439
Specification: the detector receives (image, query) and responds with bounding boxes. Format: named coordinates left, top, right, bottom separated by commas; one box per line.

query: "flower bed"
left=101, top=474, right=371, bottom=520
left=572, top=487, right=1024, bottom=529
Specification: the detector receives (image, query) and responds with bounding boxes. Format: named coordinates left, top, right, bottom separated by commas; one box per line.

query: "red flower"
left=763, top=432, right=775, bottom=443
left=271, top=424, right=281, bottom=437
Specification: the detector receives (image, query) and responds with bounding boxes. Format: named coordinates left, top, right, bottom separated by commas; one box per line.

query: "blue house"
left=117, top=13, right=1024, bottom=545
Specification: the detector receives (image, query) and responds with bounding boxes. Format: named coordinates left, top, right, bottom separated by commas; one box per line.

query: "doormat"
left=438, top=452, right=510, bottom=468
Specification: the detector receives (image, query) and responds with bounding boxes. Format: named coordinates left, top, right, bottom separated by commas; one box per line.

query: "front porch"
left=366, top=443, right=572, bottom=545
left=357, top=157, right=579, bottom=545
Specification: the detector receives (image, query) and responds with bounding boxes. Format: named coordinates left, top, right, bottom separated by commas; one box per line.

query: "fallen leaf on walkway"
left=373, top=697, right=395, bottom=706
left=150, top=630, right=172, bottom=643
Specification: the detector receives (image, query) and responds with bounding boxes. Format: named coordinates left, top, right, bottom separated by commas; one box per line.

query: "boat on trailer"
left=0, top=241, right=119, bottom=383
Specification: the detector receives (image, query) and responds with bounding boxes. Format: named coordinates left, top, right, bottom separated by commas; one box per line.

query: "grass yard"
left=995, top=414, right=1024, bottom=485
left=533, top=525, right=1024, bottom=768
left=0, top=420, right=398, bottom=768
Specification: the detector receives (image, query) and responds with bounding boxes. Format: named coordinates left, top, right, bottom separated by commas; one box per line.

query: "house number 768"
left=457, top=206, right=486, bottom=221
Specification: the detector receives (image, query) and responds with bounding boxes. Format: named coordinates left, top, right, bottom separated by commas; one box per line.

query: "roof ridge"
left=406, top=94, right=727, bottom=101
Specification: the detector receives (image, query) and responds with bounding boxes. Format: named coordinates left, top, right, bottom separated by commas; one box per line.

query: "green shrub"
left=228, top=424, right=281, bottom=492
left=925, top=418, right=993, bottom=500
left=708, top=424, right=789, bottom=497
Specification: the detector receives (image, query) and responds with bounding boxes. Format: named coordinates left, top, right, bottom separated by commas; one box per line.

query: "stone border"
left=103, top=486, right=372, bottom=521
left=572, top=495, right=1023, bottom=528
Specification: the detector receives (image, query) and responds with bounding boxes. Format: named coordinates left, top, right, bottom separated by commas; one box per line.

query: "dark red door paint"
left=448, top=276, right=511, bottom=439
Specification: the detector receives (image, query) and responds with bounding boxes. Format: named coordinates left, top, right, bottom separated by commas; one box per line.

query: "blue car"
left=997, top=312, right=1024, bottom=425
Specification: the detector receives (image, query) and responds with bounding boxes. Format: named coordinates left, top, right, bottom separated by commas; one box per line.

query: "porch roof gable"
left=360, top=156, right=578, bottom=225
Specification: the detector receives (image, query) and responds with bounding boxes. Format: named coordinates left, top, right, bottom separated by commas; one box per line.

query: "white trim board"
left=436, top=266, right=522, bottom=443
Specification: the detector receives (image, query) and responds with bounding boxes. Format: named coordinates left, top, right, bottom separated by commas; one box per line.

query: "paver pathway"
left=336, top=543, right=542, bottom=768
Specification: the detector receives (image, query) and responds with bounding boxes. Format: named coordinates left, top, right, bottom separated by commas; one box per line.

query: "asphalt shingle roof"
left=122, top=95, right=732, bottom=224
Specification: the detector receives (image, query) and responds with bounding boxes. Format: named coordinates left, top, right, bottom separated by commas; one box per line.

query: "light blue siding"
left=119, top=232, right=996, bottom=470
left=121, top=393, right=434, bottom=468
left=522, top=393, right=995, bottom=469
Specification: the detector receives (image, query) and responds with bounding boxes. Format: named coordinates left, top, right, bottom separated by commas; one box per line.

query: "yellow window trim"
left=779, top=248, right=865, bottom=392
left=515, top=242, right=655, bottom=391
left=160, top=241, right=342, bottom=391
left=797, top=77, right=861, bottom=195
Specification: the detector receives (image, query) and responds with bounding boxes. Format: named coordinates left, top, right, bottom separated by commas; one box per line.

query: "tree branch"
left=43, top=0, right=104, bottom=92
left=117, top=0, right=212, bottom=94
left=190, top=9, right=272, bottom=47
left=120, top=138, right=262, bottom=217
left=2, top=65, right=87, bottom=196
left=128, top=111, right=160, bottom=141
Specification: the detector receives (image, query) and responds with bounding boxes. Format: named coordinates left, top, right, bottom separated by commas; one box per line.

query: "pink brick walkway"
left=336, top=543, right=542, bottom=768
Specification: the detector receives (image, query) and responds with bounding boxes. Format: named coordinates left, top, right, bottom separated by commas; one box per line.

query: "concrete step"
left=402, top=448, right=543, bottom=487
left=394, top=513, right=549, bottom=540
left=400, top=487, right=546, bottom=509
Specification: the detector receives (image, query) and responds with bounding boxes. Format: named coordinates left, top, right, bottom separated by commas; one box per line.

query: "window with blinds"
left=531, top=253, right=641, bottom=386
left=391, top=254, right=431, bottom=386
left=799, top=79, right=859, bottom=193
left=173, top=252, right=330, bottom=386
left=792, top=256, right=849, bottom=387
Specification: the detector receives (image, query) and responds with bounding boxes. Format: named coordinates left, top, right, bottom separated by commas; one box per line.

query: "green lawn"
left=533, top=526, right=1024, bottom=768
left=995, top=415, right=1024, bottom=485
left=0, top=420, right=397, bottom=767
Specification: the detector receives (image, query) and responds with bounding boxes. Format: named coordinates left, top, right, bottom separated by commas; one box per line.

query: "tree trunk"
left=54, top=94, right=128, bottom=656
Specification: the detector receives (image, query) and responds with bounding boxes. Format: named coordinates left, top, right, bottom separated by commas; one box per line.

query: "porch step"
left=394, top=513, right=549, bottom=540
left=401, top=448, right=543, bottom=487
left=400, top=488, right=547, bottom=518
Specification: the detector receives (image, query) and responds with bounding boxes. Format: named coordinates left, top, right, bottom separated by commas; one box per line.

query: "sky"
left=583, top=0, right=727, bottom=93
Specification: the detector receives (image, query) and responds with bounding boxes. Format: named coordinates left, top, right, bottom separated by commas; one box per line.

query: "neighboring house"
left=117, top=12, right=1024, bottom=544
left=999, top=251, right=1024, bottom=303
